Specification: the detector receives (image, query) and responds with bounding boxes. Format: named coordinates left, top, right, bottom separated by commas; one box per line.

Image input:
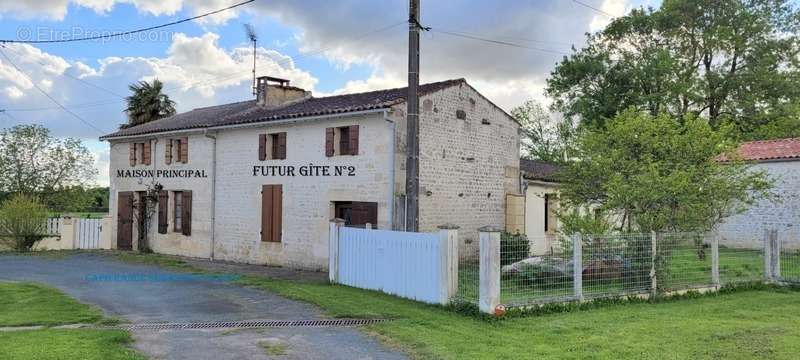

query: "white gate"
left=75, top=218, right=102, bottom=249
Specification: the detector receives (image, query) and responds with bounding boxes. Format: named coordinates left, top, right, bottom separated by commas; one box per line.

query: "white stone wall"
left=108, top=133, right=215, bottom=258
left=213, top=112, right=393, bottom=270
left=392, top=82, right=521, bottom=247
left=716, top=161, right=800, bottom=250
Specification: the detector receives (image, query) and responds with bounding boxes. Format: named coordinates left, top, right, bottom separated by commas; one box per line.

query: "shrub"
left=0, top=194, right=49, bottom=251
left=501, top=232, right=530, bottom=266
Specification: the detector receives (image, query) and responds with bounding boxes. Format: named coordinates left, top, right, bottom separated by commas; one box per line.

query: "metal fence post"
left=572, top=233, right=583, bottom=301
left=711, top=233, right=720, bottom=288
left=328, top=218, right=345, bottom=284
left=771, top=229, right=780, bottom=281
left=478, top=225, right=501, bottom=315
left=764, top=228, right=773, bottom=282
left=438, top=224, right=460, bottom=304
left=650, top=231, right=658, bottom=297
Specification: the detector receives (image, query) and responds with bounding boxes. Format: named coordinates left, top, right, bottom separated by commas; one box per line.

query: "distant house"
left=716, top=137, right=800, bottom=249
left=520, top=159, right=561, bottom=254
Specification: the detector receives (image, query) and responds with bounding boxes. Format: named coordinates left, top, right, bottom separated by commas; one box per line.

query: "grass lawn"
left=0, top=282, right=143, bottom=360
left=237, top=276, right=800, bottom=359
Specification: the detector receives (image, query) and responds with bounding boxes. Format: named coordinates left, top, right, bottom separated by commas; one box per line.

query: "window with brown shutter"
left=334, top=201, right=377, bottom=228
left=348, top=125, right=359, bottom=155
left=325, top=128, right=335, bottom=157
left=165, top=140, right=172, bottom=165
left=261, top=184, right=283, bottom=242
left=129, top=143, right=136, bottom=166
left=173, top=191, right=183, bottom=232
left=339, top=126, right=350, bottom=155
left=143, top=141, right=152, bottom=165
left=271, top=132, right=287, bottom=160
left=258, top=134, right=267, bottom=161
left=182, top=191, right=192, bottom=236
left=158, top=190, right=168, bottom=234
left=179, top=137, right=189, bottom=163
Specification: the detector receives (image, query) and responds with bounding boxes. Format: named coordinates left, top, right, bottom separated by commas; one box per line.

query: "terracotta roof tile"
left=723, top=137, right=800, bottom=162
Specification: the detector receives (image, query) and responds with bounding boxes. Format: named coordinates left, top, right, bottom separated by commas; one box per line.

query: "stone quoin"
left=101, top=77, right=521, bottom=270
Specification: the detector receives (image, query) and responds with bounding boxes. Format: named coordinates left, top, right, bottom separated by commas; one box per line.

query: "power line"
left=431, top=29, right=570, bottom=55
left=572, top=0, right=617, bottom=18
left=2, top=21, right=407, bottom=113
left=0, top=0, right=256, bottom=44
left=0, top=47, right=107, bottom=134
left=431, top=26, right=574, bottom=47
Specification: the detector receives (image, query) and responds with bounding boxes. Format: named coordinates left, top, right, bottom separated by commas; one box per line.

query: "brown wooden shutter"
left=277, top=132, right=287, bottom=160
left=129, top=143, right=136, bottom=166
left=325, top=128, right=335, bottom=157
left=180, top=137, right=189, bottom=163
left=165, top=140, right=172, bottom=165
left=261, top=185, right=283, bottom=242
left=258, top=134, right=267, bottom=161
left=348, top=125, right=359, bottom=155
left=182, top=191, right=192, bottom=236
left=143, top=141, right=152, bottom=165
left=158, top=190, right=168, bottom=234
left=261, top=185, right=273, bottom=242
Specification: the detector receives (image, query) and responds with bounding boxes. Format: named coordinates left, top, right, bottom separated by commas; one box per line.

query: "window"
left=334, top=201, right=378, bottom=228
left=325, top=125, right=359, bottom=156
left=258, top=132, right=287, bottom=160
left=166, top=137, right=189, bottom=164
left=173, top=191, right=183, bottom=232
left=157, top=190, right=168, bottom=234
left=544, top=193, right=558, bottom=233
left=129, top=141, right=151, bottom=166
left=261, top=185, right=283, bottom=242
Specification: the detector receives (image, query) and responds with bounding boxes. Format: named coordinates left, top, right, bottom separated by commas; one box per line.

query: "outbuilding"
left=100, top=77, right=521, bottom=270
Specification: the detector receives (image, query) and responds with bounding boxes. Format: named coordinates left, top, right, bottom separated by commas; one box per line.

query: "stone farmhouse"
left=100, top=76, right=521, bottom=270
left=716, top=137, right=800, bottom=249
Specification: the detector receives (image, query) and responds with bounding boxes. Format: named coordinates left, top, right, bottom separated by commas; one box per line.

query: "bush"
left=501, top=232, right=530, bottom=266
left=0, top=194, right=49, bottom=251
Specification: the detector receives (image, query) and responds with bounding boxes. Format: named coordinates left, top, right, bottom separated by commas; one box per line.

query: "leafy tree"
left=0, top=125, right=97, bottom=202
left=0, top=194, right=49, bottom=251
left=123, top=79, right=176, bottom=128
left=558, top=109, right=774, bottom=233
left=511, top=100, right=577, bottom=164
left=547, top=0, right=800, bottom=140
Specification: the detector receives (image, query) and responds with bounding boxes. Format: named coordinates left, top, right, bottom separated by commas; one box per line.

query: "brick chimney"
left=256, top=76, right=310, bottom=108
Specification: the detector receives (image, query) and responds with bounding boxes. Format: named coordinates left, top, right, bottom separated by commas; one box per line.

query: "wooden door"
left=117, top=191, right=133, bottom=250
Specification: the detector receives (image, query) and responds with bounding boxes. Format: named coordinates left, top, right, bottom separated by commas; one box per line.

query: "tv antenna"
left=244, top=23, right=258, bottom=97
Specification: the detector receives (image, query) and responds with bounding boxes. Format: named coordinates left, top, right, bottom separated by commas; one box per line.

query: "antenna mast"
left=244, top=24, right=258, bottom=97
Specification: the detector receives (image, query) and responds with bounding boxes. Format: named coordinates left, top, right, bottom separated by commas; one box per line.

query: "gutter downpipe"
left=384, top=110, right=395, bottom=230
left=204, top=129, right=217, bottom=260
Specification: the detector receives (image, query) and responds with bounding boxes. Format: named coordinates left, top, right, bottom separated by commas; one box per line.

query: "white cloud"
left=589, top=0, right=630, bottom=32
left=0, top=0, right=245, bottom=23
left=3, top=86, right=23, bottom=99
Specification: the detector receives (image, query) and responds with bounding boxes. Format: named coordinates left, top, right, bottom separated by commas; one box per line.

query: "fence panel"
left=780, top=229, right=800, bottom=283
left=45, top=218, right=60, bottom=236
left=583, top=233, right=652, bottom=299
left=75, top=218, right=102, bottom=249
left=455, top=241, right=480, bottom=304
left=500, top=234, right=575, bottom=306
left=337, top=227, right=446, bottom=304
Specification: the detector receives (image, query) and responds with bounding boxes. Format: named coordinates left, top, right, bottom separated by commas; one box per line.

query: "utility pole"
left=405, top=0, right=420, bottom=232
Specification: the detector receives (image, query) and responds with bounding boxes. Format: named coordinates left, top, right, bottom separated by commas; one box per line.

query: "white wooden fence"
left=75, top=218, right=103, bottom=249
left=45, top=217, right=61, bottom=235
left=328, top=221, right=459, bottom=304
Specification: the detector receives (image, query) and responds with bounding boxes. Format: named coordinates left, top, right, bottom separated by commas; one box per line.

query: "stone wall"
left=715, top=160, right=800, bottom=250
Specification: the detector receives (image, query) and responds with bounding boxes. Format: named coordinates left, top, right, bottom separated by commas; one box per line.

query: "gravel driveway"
left=0, top=252, right=405, bottom=360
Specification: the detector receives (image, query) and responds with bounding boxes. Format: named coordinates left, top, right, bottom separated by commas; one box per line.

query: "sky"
left=0, top=0, right=657, bottom=187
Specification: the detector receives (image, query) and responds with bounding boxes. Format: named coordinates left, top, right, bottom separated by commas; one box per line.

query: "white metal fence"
left=75, top=218, right=103, bottom=249
left=45, top=217, right=61, bottom=235
left=329, top=222, right=458, bottom=304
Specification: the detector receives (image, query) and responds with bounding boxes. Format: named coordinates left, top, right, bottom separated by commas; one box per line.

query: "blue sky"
left=0, top=0, right=656, bottom=186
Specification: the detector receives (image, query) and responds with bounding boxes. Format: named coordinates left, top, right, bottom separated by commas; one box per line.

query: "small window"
left=173, top=191, right=183, bottom=232
left=326, top=125, right=359, bottom=156
left=258, top=133, right=287, bottom=160
left=339, top=126, right=350, bottom=155
left=334, top=201, right=378, bottom=228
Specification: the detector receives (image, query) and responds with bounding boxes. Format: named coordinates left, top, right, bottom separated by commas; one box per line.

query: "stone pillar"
left=572, top=233, right=583, bottom=301
left=711, top=233, right=720, bottom=288
left=438, top=224, right=459, bottom=304
left=770, top=229, right=780, bottom=280
left=60, top=217, right=76, bottom=250
left=328, top=218, right=345, bottom=284
left=479, top=225, right=502, bottom=315
left=100, top=215, right=113, bottom=250
left=650, top=231, right=658, bottom=297
left=764, top=228, right=773, bottom=282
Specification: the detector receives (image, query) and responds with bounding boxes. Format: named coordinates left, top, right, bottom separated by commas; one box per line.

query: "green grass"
left=0, top=282, right=102, bottom=326
left=237, top=275, right=800, bottom=359
left=0, top=329, right=144, bottom=360
left=0, top=282, right=143, bottom=360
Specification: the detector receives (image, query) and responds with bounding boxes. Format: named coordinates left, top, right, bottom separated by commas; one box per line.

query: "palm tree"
left=123, top=79, right=176, bottom=128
